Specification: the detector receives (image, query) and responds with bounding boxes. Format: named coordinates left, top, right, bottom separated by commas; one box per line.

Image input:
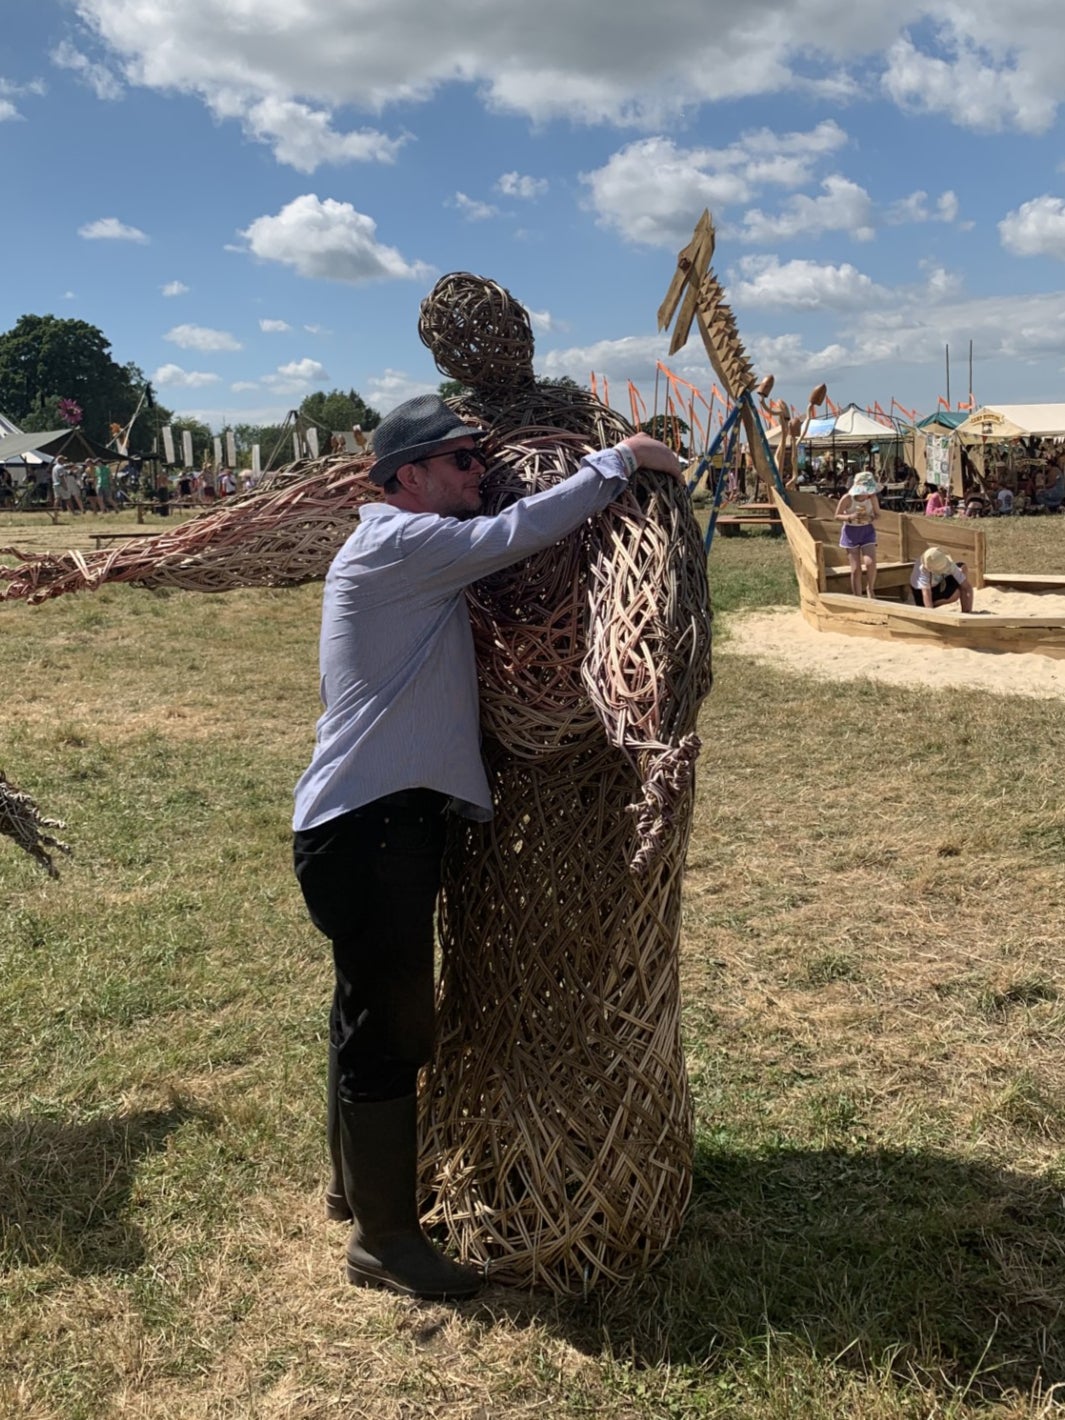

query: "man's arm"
left=397, top=436, right=682, bottom=596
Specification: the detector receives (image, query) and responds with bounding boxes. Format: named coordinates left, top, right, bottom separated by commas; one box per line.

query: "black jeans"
left=293, top=789, right=448, bottom=1103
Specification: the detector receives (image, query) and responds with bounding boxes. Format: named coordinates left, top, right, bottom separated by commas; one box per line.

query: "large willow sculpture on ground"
left=1, top=263, right=715, bottom=1292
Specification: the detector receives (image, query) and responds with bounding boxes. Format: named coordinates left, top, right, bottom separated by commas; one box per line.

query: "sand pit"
left=725, top=588, right=1065, bottom=701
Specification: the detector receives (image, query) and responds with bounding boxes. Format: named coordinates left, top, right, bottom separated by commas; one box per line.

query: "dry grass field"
left=1, top=506, right=1064, bottom=1418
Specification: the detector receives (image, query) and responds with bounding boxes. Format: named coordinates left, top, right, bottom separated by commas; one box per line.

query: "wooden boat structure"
left=771, top=487, right=1065, bottom=659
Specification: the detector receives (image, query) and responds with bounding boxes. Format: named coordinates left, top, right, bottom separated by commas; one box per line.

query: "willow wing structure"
left=0, top=771, right=70, bottom=877
left=775, top=488, right=1065, bottom=658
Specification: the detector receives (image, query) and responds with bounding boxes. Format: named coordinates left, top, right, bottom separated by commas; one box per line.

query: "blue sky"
left=5, top=0, right=1065, bottom=433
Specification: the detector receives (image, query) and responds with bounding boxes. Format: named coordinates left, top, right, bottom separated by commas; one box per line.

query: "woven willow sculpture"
left=0, top=772, right=70, bottom=877
left=0, top=267, right=713, bottom=1292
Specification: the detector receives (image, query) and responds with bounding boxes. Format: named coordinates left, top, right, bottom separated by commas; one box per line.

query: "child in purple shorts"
left=835, top=470, right=880, bottom=598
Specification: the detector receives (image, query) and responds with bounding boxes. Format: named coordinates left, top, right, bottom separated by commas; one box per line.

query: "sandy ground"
left=725, top=589, right=1065, bottom=700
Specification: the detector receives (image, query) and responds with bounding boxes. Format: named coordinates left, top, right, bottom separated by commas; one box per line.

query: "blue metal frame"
left=688, top=392, right=788, bottom=553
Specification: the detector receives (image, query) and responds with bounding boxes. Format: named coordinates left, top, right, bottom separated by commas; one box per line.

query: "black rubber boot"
left=324, top=1042, right=353, bottom=1222
left=338, top=1093, right=482, bottom=1300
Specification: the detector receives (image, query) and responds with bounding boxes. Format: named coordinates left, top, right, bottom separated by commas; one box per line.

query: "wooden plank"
left=983, top=573, right=1065, bottom=593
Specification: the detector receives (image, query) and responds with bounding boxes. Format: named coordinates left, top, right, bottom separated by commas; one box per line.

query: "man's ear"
left=394, top=460, right=422, bottom=493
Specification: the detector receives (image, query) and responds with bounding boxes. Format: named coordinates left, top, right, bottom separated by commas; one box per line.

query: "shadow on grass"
left=476, top=1143, right=1065, bottom=1403
left=0, top=1104, right=194, bottom=1275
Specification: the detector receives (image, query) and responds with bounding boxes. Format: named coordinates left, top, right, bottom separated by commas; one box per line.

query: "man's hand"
left=616, top=433, right=685, bottom=481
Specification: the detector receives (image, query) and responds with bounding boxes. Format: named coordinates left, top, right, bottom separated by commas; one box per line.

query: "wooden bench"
left=825, top=559, right=913, bottom=596
left=715, top=514, right=784, bottom=537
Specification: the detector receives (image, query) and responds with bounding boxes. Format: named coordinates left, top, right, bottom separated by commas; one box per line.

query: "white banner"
left=252, top=443, right=261, bottom=473
left=162, top=425, right=176, bottom=465
left=226, top=431, right=237, bottom=468
left=925, top=433, right=951, bottom=488
left=306, top=427, right=319, bottom=459
left=182, top=430, right=194, bottom=468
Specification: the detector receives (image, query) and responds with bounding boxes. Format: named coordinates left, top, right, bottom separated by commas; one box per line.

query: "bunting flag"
left=956, top=395, right=975, bottom=411
left=589, top=372, right=599, bottom=401
left=602, top=375, right=610, bottom=408
left=891, top=397, right=917, bottom=423
left=628, top=380, right=647, bottom=430
left=826, top=395, right=841, bottom=416
left=937, top=395, right=951, bottom=411
left=162, top=425, right=176, bottom=466
left=181, top=430, right=194, bottom=469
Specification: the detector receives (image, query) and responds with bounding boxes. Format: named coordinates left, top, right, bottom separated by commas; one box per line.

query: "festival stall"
left=954, top=404, right=1065, bottom=500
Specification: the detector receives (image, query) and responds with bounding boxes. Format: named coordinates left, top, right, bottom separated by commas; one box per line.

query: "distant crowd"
left=0, top=458, right=263, bottom=514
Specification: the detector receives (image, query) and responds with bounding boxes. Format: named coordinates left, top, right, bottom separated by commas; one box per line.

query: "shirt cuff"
left=582, top=446, right=631, bottom=484
left=613, top=441, right=639, bottom=476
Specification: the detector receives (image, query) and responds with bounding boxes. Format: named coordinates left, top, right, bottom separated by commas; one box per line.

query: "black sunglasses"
left=419, top=447, right=487, bottom=472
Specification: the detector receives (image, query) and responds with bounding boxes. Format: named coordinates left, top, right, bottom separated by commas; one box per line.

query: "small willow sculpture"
left=1, top=771, right=70, bottom=877
left=0, top=268, right=714, bottom=1292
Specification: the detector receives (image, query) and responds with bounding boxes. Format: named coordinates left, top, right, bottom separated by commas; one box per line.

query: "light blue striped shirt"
left=292, top=448, right=628, bottom=831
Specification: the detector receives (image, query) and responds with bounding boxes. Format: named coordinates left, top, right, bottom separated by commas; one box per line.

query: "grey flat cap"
left=369, top=394, right=482, bottom=485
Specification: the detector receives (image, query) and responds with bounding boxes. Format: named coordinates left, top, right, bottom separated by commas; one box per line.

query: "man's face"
left=409, top=436, right=487, bottom=519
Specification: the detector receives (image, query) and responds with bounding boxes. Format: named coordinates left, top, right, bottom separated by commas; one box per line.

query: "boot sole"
left=345, top=1259, right=481, bottom=1300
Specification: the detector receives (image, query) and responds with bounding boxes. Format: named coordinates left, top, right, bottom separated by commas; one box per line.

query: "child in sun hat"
left=910, top=545, right=974, bottom=611
left=835, top=469, right=880, bottom=598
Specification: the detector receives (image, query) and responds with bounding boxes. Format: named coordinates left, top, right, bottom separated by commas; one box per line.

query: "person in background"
left=924, top=482, right=947, bottom=516
left=996, top=483, right=1014, bottom=515
left=835, top=469, right=880, bottom=598
left=911, top=546, right=974, bottom=611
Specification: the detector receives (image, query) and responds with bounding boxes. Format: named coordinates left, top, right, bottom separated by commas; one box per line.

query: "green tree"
left=170, top=417, right=213, bottom=468
left=640, top=414, right=690, bottom=457
left=0, top=314, right=145, bottom=444
left=299, top=388, right=380, bottom=433
left=438, top=379, right=469, bottom=401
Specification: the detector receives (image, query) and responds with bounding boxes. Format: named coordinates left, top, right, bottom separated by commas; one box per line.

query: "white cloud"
left=525, top=308, right=559, bottom=333
left=58, top=1, right=1065, bottom=146
left=78, top=216, right=148, bottom=242
left=999, top=196, right=1065, bottom=260
left=259, top=318, right=292, bottom=332
left=936, top=190, right=959, bottom=223
left=739, top=175, right=875, bottom=243
left=261, top=358, right=330, bottom=394
left=886, top=188, right=963, bottom=225
left=583, top=122, right=848, bottom=246
left=165, top=323, right=243, bottom=352
left=240, top=95, right=405, bottom=172
left=240, top=194, right=432, bottom=284
left=51, top=40, right=122, bottom=100
left=364, top=368, right=439, bottom=413
left=538, top=334, right=672, bottom=389
left=498, top=171, right=549, bottom=199
left=231, top=380, right=259, bottom=392
left=451, top=192, right=500, bottom=221
left=161, top=280, right=189, bottom=297
left=729, top=255, right=886, bottom=311
left=882, top=31, right=1057, bottom=135
left=63, top=290, right=77, bottom=300
left=303, top=323, right=328, bottom=334
left=152, top=363, right=221, bottom=389
left=0, top=77, right=45, bottom=121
